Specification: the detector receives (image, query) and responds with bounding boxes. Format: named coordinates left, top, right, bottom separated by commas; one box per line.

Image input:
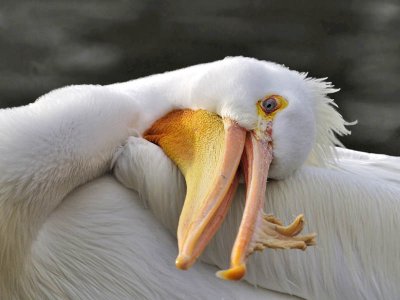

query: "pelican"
left=0, top=57, right=399, bottom=299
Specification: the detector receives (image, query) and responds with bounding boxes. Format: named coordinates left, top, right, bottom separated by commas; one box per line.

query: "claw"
left=264, top=214, right=283, bottom=226
left=295, top=233, right=317, bottom=246
left=263, top=239, right=308, bottom=250
left=275, top=214, right=304, bottom=236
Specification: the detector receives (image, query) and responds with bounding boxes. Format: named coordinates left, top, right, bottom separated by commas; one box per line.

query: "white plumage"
left=115, top=137, right=400, bottom=300
left=0, top=57, right=399, bottom=299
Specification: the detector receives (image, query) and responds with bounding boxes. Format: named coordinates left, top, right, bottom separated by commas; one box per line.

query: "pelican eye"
left=261, top=96, right=279, bottom=114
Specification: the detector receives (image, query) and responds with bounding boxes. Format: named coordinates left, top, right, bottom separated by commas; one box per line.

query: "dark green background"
left=1, top=0, right=399, bottom=155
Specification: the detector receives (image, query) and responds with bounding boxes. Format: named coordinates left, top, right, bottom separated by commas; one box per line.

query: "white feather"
left=115, top=138, right=400, bottom=300
left=28, top=175, right=293, bottom=300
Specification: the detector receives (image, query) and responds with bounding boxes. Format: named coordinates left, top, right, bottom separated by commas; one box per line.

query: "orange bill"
left=144, top=109, right=246, bottom=270
left=217, top=131, right=316, bottom=280
left=144, top=109, right=316, bottom=280
left=216, top=131, right=271, bottom=279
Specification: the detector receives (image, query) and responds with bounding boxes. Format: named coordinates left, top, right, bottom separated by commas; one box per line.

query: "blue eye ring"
left=261, top=96, right=279, bottom=113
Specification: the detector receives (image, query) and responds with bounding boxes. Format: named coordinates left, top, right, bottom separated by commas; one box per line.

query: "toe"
left=275, top=214, right=304, bottom=236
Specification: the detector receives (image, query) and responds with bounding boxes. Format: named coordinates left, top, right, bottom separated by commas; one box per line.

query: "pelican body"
left=0, top=57, right=399, bottom=299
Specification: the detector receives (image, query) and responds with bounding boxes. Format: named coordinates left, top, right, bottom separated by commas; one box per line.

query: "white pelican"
left=0, top=57, right=399, bottom=299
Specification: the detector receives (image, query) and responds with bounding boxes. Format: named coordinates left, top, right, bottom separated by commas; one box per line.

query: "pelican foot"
left=249, top=213, right=317, bottom=254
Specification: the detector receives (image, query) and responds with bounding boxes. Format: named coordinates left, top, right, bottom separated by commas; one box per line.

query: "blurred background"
left=0, top=0, right=399, bottom=155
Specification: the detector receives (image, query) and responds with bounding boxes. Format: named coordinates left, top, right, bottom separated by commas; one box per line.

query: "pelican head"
left=133, top=57, right=349, bottom=280
left=181, top=57, right=338, bottom=179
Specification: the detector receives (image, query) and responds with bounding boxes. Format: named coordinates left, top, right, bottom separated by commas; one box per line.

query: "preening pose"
left=0, top=57, right=399, bottom=299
